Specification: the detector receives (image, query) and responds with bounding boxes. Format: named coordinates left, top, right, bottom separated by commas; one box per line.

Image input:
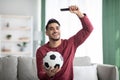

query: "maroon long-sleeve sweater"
left=36, top=15, right=93, bottom=80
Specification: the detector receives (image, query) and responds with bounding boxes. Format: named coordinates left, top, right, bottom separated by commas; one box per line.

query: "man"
left=36, top=5, right=93, bottom=80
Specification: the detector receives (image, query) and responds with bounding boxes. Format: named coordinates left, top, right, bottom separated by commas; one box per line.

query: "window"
left=45, top=0, right=102, bottom=63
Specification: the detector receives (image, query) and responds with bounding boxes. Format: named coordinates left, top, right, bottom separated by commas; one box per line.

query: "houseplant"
left=17, top=42, right=27, bottom=51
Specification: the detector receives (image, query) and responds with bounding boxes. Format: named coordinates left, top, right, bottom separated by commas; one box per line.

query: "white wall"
left=0, top=0, right=41, bottom=56
left=45, top=0, right=103, bottom=63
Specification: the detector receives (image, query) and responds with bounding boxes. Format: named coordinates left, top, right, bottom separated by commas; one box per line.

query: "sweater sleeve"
left=69, top=14, right=93, bottom=48
left=36, top=49, right=50, bottom=80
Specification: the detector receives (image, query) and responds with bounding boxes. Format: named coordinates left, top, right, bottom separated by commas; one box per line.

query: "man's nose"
left=54, top=29, right=58, bottom=32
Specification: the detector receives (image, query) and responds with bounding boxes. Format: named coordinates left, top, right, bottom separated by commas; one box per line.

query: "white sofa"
left=0, top=56, right=119, bottom=80
left=73, top=56, right=119, bottom=80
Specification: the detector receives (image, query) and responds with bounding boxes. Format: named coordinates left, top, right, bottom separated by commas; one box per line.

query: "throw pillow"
left=18, top=57, right=39, bottom=80
left=73, top=65, right=98, bottom=80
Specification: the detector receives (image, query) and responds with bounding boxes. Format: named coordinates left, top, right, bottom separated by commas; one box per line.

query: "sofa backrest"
left=73, top=56, right=91, bottom=66
left=0, top=56, right=18, bottom=80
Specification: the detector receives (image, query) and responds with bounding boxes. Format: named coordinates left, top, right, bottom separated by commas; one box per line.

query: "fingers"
left=69, top=5, right=84, bottom=18
left=69, top=5, right=79, bottom=11
left=51, top=66, right=61, bottom=73
left=45, top=67, right=55, bottom=77
left=44, top=66, right=61, bottom=77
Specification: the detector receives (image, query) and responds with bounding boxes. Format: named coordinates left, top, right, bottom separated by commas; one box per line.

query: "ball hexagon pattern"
left=43, top=51, right=64, bottom=70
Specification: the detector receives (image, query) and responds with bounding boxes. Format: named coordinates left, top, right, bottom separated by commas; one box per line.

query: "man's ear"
left=46, top=31, right=48, bottom=36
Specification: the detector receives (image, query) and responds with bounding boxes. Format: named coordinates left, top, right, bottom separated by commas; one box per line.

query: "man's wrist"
left=76, top=11, right=84, bottom=18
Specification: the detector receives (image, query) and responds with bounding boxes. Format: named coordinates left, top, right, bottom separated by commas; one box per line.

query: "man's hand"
left=45, top=66, right=61, bottom=78
left=69, top=5, right=84, bottom=18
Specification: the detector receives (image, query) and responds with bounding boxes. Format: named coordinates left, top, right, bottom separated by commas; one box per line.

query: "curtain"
left=103, top=0, right=120, bottom=78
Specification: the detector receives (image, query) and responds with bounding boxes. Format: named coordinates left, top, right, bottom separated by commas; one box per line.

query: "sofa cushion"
left=0, top=56, right=17, bottom=80
left=18, top=56, right=39, bottom=80
left=73, top=65, right=98, bottom=80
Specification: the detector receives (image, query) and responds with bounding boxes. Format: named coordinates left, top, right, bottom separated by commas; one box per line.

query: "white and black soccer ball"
left=43, top=51, right=64, bottom=70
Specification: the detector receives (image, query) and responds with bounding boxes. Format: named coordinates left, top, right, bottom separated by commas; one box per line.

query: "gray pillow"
left=18, top=57, right=39, bottom=80
left=0, top=56, right=17, bottom=80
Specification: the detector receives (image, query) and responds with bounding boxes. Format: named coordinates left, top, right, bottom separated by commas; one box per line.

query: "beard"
left=49, top=32, right=60, bottom=41
left=50, top=37, right=60, bottom=41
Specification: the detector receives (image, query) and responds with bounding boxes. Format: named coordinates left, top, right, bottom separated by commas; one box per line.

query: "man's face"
left=46, top=23, right=60, bottom=41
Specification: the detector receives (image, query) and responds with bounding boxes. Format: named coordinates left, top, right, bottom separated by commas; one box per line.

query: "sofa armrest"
left=97, top=64, right=119, bottom=80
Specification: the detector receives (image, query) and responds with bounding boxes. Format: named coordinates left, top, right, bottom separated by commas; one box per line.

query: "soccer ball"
left=43, top=51, right=64, bottom=70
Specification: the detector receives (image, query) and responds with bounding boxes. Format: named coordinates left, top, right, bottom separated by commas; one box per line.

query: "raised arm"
left=69, top=5, right=93, bottom=48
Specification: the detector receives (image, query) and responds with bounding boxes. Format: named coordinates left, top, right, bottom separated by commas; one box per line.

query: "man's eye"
left=49, top=28, right=54, bottom=30
left=56, top=27, right=59, bottom=30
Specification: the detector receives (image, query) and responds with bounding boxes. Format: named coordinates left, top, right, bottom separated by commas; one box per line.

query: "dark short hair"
left=46, top=18, right=60, bottom=30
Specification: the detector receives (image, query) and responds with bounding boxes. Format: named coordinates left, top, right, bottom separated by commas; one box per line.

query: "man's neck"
left=49, top=39, right=61, bottom=48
